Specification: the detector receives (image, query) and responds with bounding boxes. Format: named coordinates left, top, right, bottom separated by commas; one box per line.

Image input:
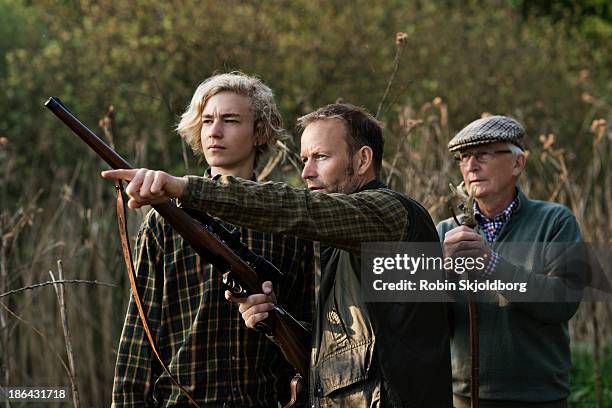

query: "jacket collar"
left=514, top=185, right=528, bottom=215
left=355, top=178, right=386, bottom=193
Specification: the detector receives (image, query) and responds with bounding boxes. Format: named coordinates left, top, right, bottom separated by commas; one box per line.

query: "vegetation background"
left=0, top=0, right=610, bottom=406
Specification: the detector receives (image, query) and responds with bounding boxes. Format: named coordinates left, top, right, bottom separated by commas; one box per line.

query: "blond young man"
left=111, top=73, right=314, bottom=407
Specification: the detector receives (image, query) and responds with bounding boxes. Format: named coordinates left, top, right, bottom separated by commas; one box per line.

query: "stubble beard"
left=329, top=163, right=360, bottom=194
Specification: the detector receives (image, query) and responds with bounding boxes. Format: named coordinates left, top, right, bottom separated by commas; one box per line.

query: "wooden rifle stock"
left=44, top=96, right=311, bottom=378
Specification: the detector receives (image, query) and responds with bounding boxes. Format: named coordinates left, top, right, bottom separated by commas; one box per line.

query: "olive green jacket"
left=310, top=180, right=452, bottom=408
left=179, top=176, right=452, bottom=407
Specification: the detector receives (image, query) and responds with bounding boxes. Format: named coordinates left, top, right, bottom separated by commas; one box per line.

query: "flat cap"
left=448, top=115, right=525, bottom=152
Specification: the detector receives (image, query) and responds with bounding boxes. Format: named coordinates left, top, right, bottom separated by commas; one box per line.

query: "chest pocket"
left=314, top=251, right=375, bottom=397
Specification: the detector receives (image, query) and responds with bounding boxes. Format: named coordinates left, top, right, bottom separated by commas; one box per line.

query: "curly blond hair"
left=176, top=72, right=285, bottom=166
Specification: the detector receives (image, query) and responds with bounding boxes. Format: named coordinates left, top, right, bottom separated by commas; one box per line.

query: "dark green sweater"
left=437, top=189, right=583, bottom=402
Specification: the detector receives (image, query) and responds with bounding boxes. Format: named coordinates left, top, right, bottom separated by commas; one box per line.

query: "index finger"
left=101, top=169, right=139, bottom=181
left=444, top=226, right=482, bottom=242
left=452, top=225, right=475, bottom=234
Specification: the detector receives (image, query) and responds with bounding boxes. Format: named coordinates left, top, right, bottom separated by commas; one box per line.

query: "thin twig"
left=181, top=139, right=191, bottom=173
left=378, top=82, right=413, bottom=119
left=262, top=140, right=304, bottom=179
left=0, top=279, right=115, bottom=299
left=50, top=260, right=80, bottom=408
left=257, top=149, right=285, bottom=181
left=99, top=105, right=116, bottom=150
left=0, top=223, right=8, bottom=408
left=1, top=192, right=42, bottom=401
left=384, top=120, right=423, bottom=185
left=0, top=301, right=73, bottom=379
left=376, top=33, right=407, bottom=119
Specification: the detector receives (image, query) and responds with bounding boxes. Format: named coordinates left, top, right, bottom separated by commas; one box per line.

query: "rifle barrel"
left=45, top=97, right=132, bottom=169
left=44, top=96, right=310, bottom=377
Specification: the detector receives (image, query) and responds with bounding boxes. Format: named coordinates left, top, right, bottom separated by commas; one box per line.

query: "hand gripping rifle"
left=45, top=97, right=310, bottom=408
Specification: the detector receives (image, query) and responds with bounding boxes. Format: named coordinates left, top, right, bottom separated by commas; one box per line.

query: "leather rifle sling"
left=114, top=180, right=200, bottom=408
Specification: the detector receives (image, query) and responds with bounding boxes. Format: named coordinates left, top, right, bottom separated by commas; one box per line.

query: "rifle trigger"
left=222, top=271, right=248, bottom=297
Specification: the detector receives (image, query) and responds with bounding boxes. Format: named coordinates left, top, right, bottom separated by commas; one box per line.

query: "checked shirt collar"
left=474, top=193, right=519, bottom=243
left=205, top=168, right=257, bottom=182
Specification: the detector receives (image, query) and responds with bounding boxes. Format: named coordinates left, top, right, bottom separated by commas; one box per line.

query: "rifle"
left=45, top=97, right=310, bottom=407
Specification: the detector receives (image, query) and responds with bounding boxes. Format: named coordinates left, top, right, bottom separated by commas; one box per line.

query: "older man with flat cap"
left=437, top=115, right=584, bottom=408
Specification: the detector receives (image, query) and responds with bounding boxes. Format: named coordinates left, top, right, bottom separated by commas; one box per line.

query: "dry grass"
left=0, top=95, right=609, bottom=406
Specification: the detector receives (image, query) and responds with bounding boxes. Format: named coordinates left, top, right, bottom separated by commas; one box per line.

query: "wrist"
left=176, top=176, right=189, bottom=198
left=481, top=251, right=499, bottom=278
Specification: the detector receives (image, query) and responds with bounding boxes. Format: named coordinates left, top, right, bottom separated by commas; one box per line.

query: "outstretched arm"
left=101, top=169, right=188, bottom=208
left=102, top=169, right=410, bottom=253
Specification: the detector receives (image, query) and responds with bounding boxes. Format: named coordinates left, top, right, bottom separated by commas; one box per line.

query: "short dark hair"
left=298, top=103, right=384, bottom=175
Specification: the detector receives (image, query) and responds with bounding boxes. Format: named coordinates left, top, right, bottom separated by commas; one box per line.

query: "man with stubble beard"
left=104, top=103, right=452, bottom=407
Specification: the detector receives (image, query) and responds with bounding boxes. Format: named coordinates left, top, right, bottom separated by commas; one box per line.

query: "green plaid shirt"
left=178, top=177, right=455, bottom=406
left=112, top=207, right=314, bottom=407
left=180, top=176, right=410, bottom=253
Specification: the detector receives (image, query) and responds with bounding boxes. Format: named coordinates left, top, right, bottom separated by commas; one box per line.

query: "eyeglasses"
left=454, top=150, right=512, bottom=164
